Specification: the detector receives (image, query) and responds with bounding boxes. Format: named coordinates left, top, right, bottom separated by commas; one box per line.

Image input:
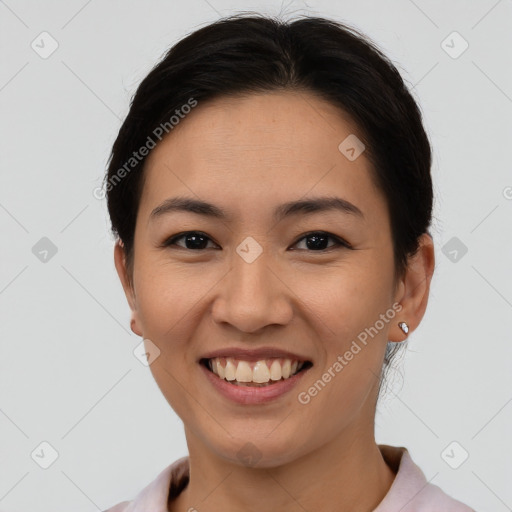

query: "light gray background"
left=1, top=1, right=511, bottom=511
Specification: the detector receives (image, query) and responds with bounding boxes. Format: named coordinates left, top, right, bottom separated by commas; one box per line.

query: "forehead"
left=139, top=91, right=386, bottom=224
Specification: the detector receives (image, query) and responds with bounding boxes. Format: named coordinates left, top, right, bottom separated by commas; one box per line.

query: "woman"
left=103, top=13, right=475, bottom=511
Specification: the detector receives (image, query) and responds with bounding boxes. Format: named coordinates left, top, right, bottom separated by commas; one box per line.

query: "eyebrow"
left=149, top=195, right=364, bottom=223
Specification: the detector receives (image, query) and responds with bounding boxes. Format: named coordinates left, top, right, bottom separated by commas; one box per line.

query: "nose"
left=211, top=251, right=294, bottom=334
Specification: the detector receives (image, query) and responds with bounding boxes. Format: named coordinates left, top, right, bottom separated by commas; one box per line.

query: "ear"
left=390, top=232, right=435, bottom=342
left=113, top=240, right=143, bottom=337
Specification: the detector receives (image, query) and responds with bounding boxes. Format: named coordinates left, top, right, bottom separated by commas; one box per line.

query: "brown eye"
left=162, top=230, right=350, bottom=252
left=291, top=231, right=351, bottom=251
left=163, top=231, right=218, bottom=250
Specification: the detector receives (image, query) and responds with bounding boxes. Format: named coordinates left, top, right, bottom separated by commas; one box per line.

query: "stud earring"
left=398, top=321, right=409, bottom=335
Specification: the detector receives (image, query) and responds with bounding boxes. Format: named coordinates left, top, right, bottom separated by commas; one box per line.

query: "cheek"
left=132, top=269, right=198, bottom=394
left=137, top=274, right=203, bottom=423
left=290, top=260, right=392, bottom=342
left=290, top=263, right=391, bottom=400
left=132, top=262, right=224, bottom=399
left=134, top=261, right=215, bottom=335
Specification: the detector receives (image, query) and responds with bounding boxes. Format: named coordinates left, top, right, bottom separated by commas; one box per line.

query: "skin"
left=114, top=91, right=435, bottom=512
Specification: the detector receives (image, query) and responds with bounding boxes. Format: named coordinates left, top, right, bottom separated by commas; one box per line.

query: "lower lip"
left=200, top=362, right=311, bottom=405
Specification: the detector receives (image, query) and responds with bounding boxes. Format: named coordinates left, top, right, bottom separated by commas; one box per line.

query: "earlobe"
left=391, top=233, right=435, bottom=342
left=130, top=317, right=143, bottom=337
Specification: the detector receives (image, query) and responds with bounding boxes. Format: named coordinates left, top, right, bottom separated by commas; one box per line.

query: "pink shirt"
left=103, top=444, right=475, bottom=511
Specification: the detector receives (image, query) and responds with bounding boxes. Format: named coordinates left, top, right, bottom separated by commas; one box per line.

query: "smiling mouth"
left=200, top=357, right=313, bottom=387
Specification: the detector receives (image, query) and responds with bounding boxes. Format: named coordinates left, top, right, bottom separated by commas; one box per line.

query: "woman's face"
left=116, top=91, right=412, bottom=467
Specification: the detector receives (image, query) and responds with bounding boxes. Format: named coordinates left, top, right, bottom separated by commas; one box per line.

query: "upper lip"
left=199, top=347, right=312, bottom=363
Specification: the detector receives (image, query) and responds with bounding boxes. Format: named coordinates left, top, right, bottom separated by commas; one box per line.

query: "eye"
left=162, top=230, right=351, bottom=252
left=162, top=231, right=219, bottom=250
left=291, top=231, right=351, bottom=251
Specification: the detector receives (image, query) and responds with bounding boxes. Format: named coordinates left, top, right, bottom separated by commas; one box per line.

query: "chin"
left=210, top=432, right=307, bottom=469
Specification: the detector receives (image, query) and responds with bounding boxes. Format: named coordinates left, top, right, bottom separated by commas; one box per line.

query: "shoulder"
left=102, top=456, right=190, bottom=512
left=376, top=444, right=476, bottom=512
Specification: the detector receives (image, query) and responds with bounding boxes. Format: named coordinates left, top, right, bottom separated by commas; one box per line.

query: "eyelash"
left=161, top=231, right=352, bottom=252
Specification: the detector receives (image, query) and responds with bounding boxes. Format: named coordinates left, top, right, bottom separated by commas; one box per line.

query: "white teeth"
left=215, top=359, right=225, bottom=379
left=224, top=358, right=236, bottom=381
left=252, top=361, right=271, bottom=383
left=207, top=357, right=307, bottom=384
left=281, top=359, right=291, bottom=379
left=235, top=361, right=252, bottom=382
left=269, top=359, right=282, bottom=381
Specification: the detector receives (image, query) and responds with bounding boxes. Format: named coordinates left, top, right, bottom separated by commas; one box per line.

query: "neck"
left=171, top=424, right=396, bottom=512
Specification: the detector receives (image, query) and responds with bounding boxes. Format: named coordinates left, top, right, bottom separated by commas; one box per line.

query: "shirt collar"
left=126, top=445, right=447, bottom=511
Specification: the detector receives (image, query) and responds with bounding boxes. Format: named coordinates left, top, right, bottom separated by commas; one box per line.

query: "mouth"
left=200, top=357, right=313, bottom=387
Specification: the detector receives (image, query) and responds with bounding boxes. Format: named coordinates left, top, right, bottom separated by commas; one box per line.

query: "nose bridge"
left=233, top=247, right=272, bottom=296
left=212, top=245, right=292, bottom=332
